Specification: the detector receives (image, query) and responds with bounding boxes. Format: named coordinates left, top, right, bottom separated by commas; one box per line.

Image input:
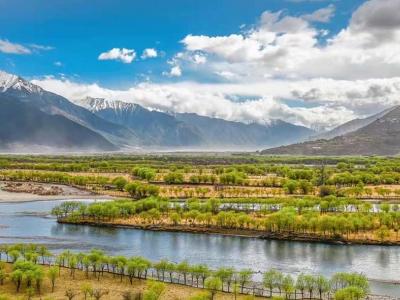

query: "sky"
left=1, top=0, right=400, bottom=131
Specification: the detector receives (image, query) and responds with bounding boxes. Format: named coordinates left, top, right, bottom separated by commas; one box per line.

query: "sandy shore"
left=0, top=181, right=113, bottom=203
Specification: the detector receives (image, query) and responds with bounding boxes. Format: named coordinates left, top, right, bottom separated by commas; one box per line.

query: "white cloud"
left=29, top=0, right=400, bottom=131
left=141, top=48, right=158, bottom=59
left=0, top=39, right=31, bottom=54
left=29, top=44, right=55, bottom=51
left=32, top=75, right=400, bottom=130
left=98, top=48, right=136, bottom=63
left=302, top=4, right=335, bottom=23
left=54, top=61, right=63, bottom=67
left=192, top=53, right=207, bottom=64
left=168, top=66, right=182, bottom=77
left=180, top=0, right=400, bottom=80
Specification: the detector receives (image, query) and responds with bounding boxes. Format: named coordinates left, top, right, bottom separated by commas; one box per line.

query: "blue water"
left=0, top=200, right=399, bottom=297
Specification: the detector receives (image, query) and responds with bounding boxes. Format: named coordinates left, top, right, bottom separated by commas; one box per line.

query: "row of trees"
left=0, top=170, right=109, bottom=186
left=0, top=244, right=370, bottom=300
left=53, top=198, right=400, bottom=242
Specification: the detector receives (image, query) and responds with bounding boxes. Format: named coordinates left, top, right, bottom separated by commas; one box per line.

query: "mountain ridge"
left=0, top=71, right=138, bottom=148
left=77, top=97, right=316, bottom=149
left=262, top=106, right=400, bottom=156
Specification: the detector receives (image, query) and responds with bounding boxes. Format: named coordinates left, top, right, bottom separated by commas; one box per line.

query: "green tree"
left=334, top=286, right=366, bottom=300
left=204, top=277, right=222, bottom=300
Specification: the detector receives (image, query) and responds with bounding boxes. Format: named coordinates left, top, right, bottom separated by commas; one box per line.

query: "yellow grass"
left=0, top=264, right=262, bottom=300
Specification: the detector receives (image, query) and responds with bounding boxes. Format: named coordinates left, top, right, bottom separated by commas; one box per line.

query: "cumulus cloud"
left=30, top=0, right=400, bottom=131
left=32, top=75, right=400, bottom=130
left=141, top=48, right=158, bottom=59
left=0, top=39, right=31, bottom=54
left=180, top=0, right=400, bottom=80
left=168, top=66, right=182, bottom=77
left=98, top=48, right=136, bottom=63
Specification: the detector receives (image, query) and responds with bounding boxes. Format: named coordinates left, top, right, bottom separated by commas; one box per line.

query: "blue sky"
left=1, top=0, right=364, bottom=87
left=1, top=0, right=400, bottom=131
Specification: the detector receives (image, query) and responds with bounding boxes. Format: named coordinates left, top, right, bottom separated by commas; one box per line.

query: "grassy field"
left=0, top=263, right=260, bottom=300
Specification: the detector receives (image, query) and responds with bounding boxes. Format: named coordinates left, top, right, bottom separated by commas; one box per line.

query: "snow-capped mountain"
left=0, top=71, right=138, bottom=148
left=76, top=97, right=141, bottom=112
left=0, top=71, right=43, bottom=94
left=76, top=97, right=204, bottom=147
left=0, top=70, right=317, bottom=151
left=77, top=97, right=316, bottom=149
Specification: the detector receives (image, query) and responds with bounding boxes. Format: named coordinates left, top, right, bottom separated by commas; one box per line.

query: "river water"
left=0, top=199, right=399, bottom=297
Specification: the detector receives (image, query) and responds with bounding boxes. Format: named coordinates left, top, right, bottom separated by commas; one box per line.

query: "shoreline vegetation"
left=56, top=219, right=400, bottom=246
left=52, top=197, right=400, bottom=247
left=0, top=243, right=371, bottom=300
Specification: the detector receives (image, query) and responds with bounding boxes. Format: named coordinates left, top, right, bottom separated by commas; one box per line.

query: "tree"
left=334, top=286, right=366, bottom=300
left=283, top=180, right=298, bottom=195
left=81, top=283, right=93, bottom=300
left=315, top=275, right=330, bottom=299
left=299, top=180, right=313, bottom=195
left=303, top=275, right=316, bottom=299
left=237, top=269, right=253, bottom=293
left=10, top=269, right=23, bottom=292
left=112, top=177, right=128, bottom=191
left=204, top=277, right=222, bottom=300
left=65, top=288, right=78, bottom=300
left=26, top=287, right=35, bottom=300
left=263, top=269, right=283, bottom=297
left=282, top=275, right=295, bottom=299
left=34, top=268, right=44, bottom=294
left=176, top=261, right=190, bottom=284
left=296, top=274, right=306, bottom=299
left=376, top=225, right=390, bottom=241
left=91, top=288, right=109, bottom=300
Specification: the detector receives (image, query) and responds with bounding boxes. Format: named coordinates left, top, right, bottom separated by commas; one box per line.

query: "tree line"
left=0, top=243, right=369, bottom=300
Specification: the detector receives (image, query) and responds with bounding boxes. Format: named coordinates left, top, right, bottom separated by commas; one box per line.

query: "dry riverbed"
left=0, top=181, right=111, bottom=203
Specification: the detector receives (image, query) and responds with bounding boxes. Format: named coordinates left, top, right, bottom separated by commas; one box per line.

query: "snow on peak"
left=0, top=70, right=43, bottom=94
left=75, top=96, right=140, bottom=112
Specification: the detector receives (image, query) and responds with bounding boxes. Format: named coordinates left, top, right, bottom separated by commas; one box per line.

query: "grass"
left=0, top=263, right=261, bottom=300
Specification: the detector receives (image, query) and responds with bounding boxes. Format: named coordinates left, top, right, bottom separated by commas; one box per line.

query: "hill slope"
left=0, top=95, right=117, bottom=152
left=262, top=106, right=400, bottom=156
left=310, top=107, right=397, bottom=140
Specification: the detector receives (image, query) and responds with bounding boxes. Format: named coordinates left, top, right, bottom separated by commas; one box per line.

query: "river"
left=0, top=199, right=399, bottom=297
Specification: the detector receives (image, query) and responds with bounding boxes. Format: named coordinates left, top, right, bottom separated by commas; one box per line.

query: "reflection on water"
left=0, top=200, right=399, bottom=297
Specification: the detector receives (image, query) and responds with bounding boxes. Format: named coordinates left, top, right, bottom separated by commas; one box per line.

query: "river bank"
left=0, top=181, right=112, bottom=203
left=57, top=219, right=400, bottom=246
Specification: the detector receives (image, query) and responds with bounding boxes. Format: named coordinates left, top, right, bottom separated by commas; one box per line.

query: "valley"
left=1, top=154, right=400, bottom=299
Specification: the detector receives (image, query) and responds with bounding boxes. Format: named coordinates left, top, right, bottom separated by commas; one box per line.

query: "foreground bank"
left=0, top=243, right=371, bottom=300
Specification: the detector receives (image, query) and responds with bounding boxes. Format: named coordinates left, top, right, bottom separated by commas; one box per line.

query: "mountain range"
left=262, top=106, right=400, bottom=156
left=0, top=71, right=315, bottom=152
